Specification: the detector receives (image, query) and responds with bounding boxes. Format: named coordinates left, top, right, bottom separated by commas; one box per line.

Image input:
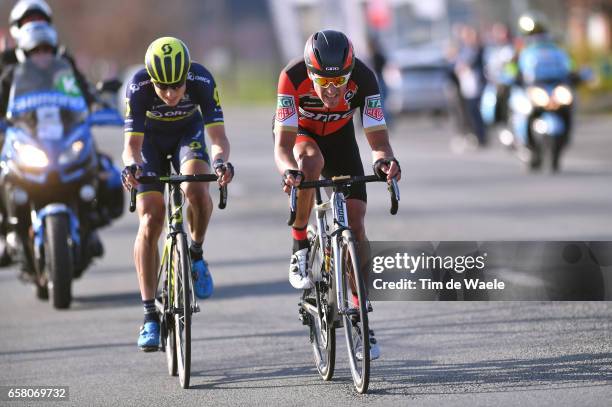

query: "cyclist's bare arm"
left=121, top=133, right=144, bottom=188
left=207, top=124, right=230, bottom=164
left=274, top=128, right=302, bottom=192
left=206, top=124, right=233, bottom=186
left=365, top=129, right=401, bottom=181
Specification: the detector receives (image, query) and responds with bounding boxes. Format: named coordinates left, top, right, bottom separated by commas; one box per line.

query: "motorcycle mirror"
left=96, top=79, right=122, bottom=93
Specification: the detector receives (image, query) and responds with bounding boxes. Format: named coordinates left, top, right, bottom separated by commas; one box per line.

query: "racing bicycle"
left=288, top=174, right=399, bottom=394
left=129, top=170, right=228, bottom=389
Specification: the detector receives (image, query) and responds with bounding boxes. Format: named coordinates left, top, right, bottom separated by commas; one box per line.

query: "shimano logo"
left=325, top=67, right=340, bottom=71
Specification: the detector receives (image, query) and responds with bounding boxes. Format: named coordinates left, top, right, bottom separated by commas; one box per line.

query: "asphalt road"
left=1, top=107, right=611, bottom=406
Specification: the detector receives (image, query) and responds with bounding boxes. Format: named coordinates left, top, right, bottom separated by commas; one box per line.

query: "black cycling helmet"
left=304, top=30, right=355, bottom=77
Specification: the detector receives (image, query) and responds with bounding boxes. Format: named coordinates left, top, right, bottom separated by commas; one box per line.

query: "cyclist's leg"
left=286, top=133, right=323, bottom=289
left=176, top=122, right=212, bottom=245
left=293, top=134, right=324, bottom=229
left=135, top=191, right=165, bottom=301
left=134, top=187, right=165, bottom=350
left=176, top=122, right=214, bottom=298
left=135, top=133, right=167, bottom=350
left=135, top=133, right=167, bottom=302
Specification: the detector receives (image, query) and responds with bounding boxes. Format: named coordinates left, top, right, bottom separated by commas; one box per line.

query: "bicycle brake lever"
left=129, top=188, right=137, bottom=213
left=389, top=178, right=400, bottom=215
left=287, top=186, right=297, bottom=226
left=218, top=184, right=227, bottom=209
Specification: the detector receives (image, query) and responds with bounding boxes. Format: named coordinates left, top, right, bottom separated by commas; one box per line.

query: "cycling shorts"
left=137, top=119, right=210, bottom=195
left=297, top=125, right=367, bottom=203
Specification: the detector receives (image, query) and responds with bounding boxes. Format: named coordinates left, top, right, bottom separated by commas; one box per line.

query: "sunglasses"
left=309, top=73, right=351, bottom=88
left=153, top=80, right=185, bottom=91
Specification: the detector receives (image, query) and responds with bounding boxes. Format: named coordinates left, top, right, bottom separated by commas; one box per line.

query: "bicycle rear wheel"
left=174, top=233, right=192, bottom=389
left=306, top=226, right=335, bottom=381
left=340, top=230, right=369, bottom=394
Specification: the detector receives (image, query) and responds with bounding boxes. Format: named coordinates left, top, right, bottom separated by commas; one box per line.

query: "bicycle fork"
left=330, top=191, right=352, bottom=316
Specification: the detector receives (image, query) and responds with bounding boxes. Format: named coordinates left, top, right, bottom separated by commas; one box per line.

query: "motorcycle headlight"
left=59, top=140, right=85, bottom=165
left=13, top=141, right=49, bottom=168
left=553, top=85, right=573, bottom=105
left=527, top=86, right=550, bottom=107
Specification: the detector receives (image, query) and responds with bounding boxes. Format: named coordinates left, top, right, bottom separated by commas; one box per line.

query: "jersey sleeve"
left=356, top=63, right=387, bottom=133
left=123, top=72, right=147, bottom=137
left=274, top=70, right=299, bottom=132
left=191, top=65, right=224, bottom=128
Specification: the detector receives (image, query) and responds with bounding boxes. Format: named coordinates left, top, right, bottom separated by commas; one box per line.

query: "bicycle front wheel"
left=340, top=230, right=370, bottom=394
left=306, top=226, right=335, bottom=381
left=174, top=233, right=192, bottom=389
left=161, top=242, right=177, bottom=377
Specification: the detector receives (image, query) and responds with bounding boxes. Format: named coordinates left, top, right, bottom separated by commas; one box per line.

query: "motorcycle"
left=503, top=42, right=577, bottom=172
left=0, top=56, right=124, bottom=309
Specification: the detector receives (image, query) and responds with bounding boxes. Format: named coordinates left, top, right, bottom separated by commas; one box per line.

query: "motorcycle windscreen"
left=519, top=44, right=571, bottom=85
left=6, top=57, right=88, bottom=140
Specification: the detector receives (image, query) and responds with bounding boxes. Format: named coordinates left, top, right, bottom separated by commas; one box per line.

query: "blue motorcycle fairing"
left=32, top=203, right=80, bottom=250
left=2, top=121, right=95, bottom=184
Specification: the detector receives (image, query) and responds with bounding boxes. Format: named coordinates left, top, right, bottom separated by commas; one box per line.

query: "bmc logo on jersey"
left=276, top=95, right=296, bottom=122
left=364, top=95, right=384, bottom=121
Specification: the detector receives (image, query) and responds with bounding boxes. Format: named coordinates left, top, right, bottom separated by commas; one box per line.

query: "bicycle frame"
left=312, top=186, right=351, bottom=316
left=157, top=183, right=194, bottom=318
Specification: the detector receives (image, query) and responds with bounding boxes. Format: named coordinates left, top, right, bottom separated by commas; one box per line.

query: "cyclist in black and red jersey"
left=273, top=30, right=401, bottom=360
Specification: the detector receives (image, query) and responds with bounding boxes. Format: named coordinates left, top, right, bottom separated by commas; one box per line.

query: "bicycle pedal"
left=193, top=304, right=200, bottom=313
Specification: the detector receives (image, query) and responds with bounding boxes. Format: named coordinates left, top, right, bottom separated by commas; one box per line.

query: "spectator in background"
left=446, top=24, right=471, bottom=142
left=454, top=25, right=486, bottom=147
left=482, top=23, right=515, bottom=125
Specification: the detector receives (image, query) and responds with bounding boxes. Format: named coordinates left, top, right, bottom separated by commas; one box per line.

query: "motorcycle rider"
left=502, top=13, right=575, bottom=171
left=0, top=1, right=121, bottom=266
left=0, top=21, right=120, bottom=270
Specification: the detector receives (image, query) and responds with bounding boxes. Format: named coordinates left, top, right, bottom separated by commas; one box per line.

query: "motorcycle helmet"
left=9, top=0, right=53, bottom=40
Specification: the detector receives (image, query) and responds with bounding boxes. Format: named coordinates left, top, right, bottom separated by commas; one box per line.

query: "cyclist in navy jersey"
left=121, top=37, right=234, bottom=351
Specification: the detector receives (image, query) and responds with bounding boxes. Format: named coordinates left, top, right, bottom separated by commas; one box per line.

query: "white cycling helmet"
left=15, top=21, right=57, bottom=62
left=9, top=0, right=53, bottom=40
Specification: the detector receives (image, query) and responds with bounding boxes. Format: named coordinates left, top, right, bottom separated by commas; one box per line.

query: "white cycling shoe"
left=289, top=248, right=313, bottom=290
left=355, top=328, right=380, bottom=361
